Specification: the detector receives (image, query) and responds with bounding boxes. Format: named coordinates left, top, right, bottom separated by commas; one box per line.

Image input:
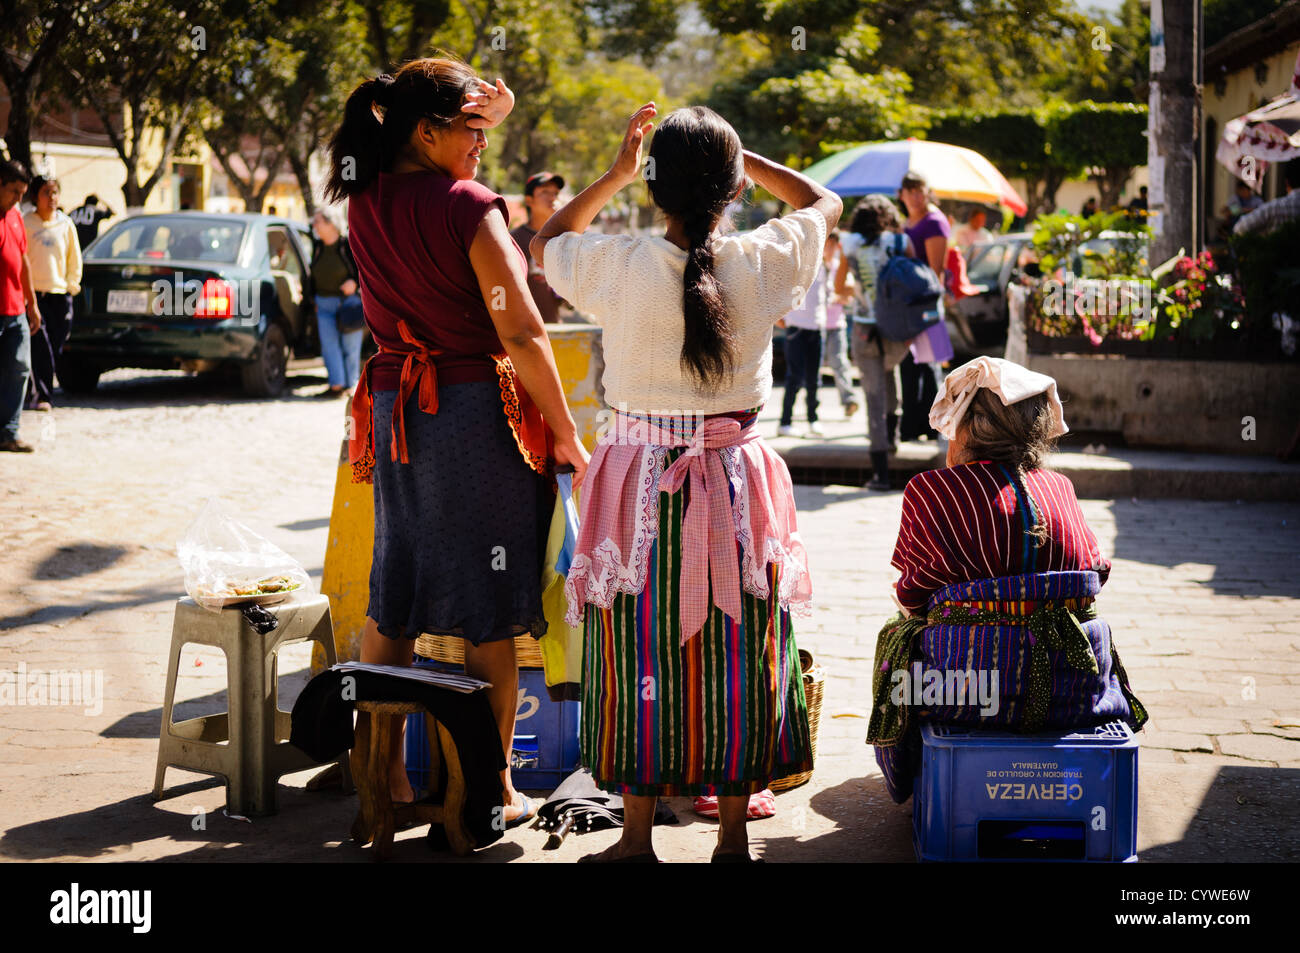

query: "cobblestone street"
left=1, top=368, right=1298, bottom=862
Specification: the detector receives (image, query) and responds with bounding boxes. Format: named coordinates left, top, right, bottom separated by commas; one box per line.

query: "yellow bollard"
left=314, top=325, right=604, bottom=673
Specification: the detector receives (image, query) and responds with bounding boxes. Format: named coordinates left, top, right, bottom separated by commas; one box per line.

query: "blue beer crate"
left=405, top=660, right=580, bottom=797
left=912, top=721, right=1139, bottom=863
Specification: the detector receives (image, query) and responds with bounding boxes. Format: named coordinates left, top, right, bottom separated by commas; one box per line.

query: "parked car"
left=950, top=231, right=1033, bottom=354
left=61, top=212, right=317, bottom=397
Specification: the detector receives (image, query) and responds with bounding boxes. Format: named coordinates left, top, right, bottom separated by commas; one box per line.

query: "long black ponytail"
left=647, top=107, right=744, bottom=395
left=325, top=55, right=478, bottom=202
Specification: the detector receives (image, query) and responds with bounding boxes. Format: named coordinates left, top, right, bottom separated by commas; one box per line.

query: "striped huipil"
left=891, top=461, right=1110, bottom=614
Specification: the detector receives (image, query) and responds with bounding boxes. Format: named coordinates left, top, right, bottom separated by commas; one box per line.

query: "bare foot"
left=577, top=840, right=659, bottom=863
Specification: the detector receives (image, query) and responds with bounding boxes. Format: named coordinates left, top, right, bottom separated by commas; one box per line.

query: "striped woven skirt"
left=581, top=445, right=813, bottom=797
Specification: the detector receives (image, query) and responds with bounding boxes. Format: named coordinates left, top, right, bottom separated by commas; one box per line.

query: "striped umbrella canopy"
left=1216, top=49, right=1300, bottom=189
left=802, top=138, right=1028, bottom=216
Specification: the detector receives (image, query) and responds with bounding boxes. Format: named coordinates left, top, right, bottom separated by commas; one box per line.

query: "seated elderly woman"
left=867, top=357, right=1147, bottom=802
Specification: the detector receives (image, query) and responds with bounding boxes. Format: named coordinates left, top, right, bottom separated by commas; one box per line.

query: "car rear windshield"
left=966, top=242, right=1013, bottom=286
left=86, top=218, right=246, bottom=264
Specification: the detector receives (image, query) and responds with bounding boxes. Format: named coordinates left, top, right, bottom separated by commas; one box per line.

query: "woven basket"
left=413, top=632, right=545, bottom=669
left=769, top=649, right=825, bottom=792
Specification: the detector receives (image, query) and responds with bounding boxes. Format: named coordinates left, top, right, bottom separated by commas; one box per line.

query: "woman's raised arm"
left=742, top=150, right=842, bottom=234
left=531, top=102, right=656, bottom=265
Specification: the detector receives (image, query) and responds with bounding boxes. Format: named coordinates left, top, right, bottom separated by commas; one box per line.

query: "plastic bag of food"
left=177, top=499, right=311, bottom=612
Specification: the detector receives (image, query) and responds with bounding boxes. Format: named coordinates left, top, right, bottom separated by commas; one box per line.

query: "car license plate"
left=107, top=289, right=150, bottom=314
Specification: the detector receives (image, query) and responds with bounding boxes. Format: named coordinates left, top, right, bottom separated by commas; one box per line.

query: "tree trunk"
left=1093, top=166, right=1132, bottom=210
left=2, top=78, right=33, bottom=171
left=0, top=2, right=77, bottom=172
left=1149, top=0, right=1200, bottom=263
left=285, top=146, right=317, bottom=218
left=206, top=135, right=284, bottom=211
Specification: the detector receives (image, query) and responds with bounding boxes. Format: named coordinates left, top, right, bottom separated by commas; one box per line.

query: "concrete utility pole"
left=1148, top=0, right=1201, bottom=263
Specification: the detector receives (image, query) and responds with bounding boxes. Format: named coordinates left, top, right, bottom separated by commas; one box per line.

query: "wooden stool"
left=350, top=701, right=473, bottom=859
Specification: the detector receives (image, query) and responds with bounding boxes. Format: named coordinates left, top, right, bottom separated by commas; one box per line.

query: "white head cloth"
left=929, top=356, right=1068, bottom=441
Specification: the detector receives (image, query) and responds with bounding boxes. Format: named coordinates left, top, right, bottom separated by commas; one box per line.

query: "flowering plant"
left=1151, top=249, right=1245, bottom=342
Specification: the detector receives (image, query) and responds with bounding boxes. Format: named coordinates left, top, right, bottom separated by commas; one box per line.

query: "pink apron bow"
left=656, top=417, right=757, bottom=642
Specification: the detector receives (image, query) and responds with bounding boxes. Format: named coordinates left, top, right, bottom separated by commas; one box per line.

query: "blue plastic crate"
left=912, top=720, right=1139, bottom=863
left=405, top=661, right=580, bottom=796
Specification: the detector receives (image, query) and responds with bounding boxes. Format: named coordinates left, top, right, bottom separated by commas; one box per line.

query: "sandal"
left=505, top=793, right=538, bottom=829
left=692, top=789, right=776, bottom=820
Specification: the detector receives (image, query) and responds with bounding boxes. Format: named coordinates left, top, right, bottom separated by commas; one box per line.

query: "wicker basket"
left=769, top=649, right=825, bottom=792
left=414, top=632, right=545, bottom=669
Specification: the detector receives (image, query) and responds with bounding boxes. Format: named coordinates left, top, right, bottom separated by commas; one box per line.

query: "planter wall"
left=1023, top=353, right=1300, bottom=456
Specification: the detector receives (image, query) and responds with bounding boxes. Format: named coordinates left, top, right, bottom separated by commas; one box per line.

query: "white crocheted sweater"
left=542, top=207, right=827, bottom=414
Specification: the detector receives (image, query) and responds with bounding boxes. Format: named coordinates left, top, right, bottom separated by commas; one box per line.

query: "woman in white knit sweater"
left=22, top=176, right=81, bottom=411
left=533, top=104, right=841, bottom=862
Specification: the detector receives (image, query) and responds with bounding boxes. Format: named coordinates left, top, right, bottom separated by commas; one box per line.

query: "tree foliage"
left=926, top=100, right=1147, bottom=218
left=52, top=0, right=233, bottom=208
left=1047, top=101, right=1147, bottom=209
left=0, top=0, right=96, bottom=171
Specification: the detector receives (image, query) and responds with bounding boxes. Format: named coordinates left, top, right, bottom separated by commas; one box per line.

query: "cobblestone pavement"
left=0, top=368, right=1297, bottom=862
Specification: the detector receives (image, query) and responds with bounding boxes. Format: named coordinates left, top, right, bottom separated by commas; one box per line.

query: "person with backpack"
left=836, top=194, right=940, bottom=490
left=898, top=171, right=949, bottom=445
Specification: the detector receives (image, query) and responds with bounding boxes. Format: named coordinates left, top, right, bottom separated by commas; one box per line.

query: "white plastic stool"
left=153, top=593, right=350, bottom=816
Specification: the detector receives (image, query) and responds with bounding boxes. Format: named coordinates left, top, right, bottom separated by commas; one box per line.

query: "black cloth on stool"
left=290, top=668, right=507, bottom=849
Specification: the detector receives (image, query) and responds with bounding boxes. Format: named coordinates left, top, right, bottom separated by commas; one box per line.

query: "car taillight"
left=194, top=279, right=233, bottom=319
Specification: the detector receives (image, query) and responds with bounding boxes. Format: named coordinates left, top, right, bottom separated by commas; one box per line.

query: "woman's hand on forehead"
left=463, top=77, right=515, bottom=129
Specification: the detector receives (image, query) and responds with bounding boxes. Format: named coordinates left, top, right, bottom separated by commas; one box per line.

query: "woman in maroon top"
left=326, top=57, right=589, bottom=821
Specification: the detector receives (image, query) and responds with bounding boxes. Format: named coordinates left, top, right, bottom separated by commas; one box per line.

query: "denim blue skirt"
left=367, top=382, right=549, bottom=645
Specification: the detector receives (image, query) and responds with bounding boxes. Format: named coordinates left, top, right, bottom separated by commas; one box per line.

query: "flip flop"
left=506, top=793, right=538, bottom=829
left=693, top=789, right=776, bottom=820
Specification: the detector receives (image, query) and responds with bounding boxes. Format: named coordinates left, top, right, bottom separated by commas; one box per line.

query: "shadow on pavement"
left=51, top=369, right=330, bottom=409
left=33, top=543, right=130, bottom=580
left=792, top=484, right=884, bottom=513
left=278, top=517, right=331, bottom=533
left=760, top=774, right=914, bottom=862
left=1108, top=498, right=1300, bottom=598
left=102, top=662, right=318, bottom=739
left=0, top=780, right=530, bottom=863
left=1139, top=766, right=1300, bottom=862
left=0, top=583, right=179, bottom=632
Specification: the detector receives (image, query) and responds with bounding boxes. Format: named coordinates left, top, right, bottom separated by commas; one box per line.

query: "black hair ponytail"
left=326, top=56, right=479, bottom=203
left=647, top=106, right=744, bottom=396
left=325, top=76, right=391, bottom=202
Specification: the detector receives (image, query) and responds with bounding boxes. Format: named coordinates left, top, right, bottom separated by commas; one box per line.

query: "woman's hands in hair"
left=462, top=78, right=515, bottom=129
left=552, top=434, right=591, bottom=490
left=608, top=103, right=657, bottom=188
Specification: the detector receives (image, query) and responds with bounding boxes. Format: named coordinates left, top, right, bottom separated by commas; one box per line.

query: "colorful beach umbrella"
left=802, top=138, right=1028, bottom=216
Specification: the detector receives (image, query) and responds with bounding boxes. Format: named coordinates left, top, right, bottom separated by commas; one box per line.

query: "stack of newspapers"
left=330, top=661, right=491, bottom=694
